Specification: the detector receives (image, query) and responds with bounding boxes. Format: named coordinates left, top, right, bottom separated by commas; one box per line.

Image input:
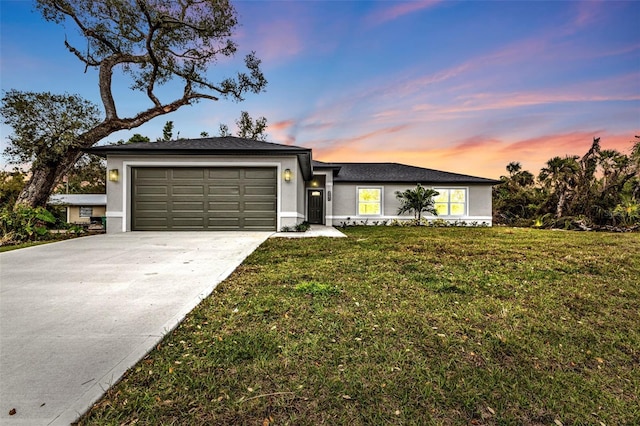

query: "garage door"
left=132, top=167, right=277, bottom=231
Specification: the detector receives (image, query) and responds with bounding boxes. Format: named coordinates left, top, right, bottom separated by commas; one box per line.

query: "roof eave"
left=84, top=147, right=315, bottom=181
left=334, top=179, right=501, bottom=185
left=84, top=147, right=309, bottom=156
left=298, top=152, right=313, bottom=181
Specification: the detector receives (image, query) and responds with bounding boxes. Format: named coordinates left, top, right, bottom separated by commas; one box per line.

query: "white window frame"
left=356, top=186, right=383, bottom=216
left=433, top=187, right=468, bottom=217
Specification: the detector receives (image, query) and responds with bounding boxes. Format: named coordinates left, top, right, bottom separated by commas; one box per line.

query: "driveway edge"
left=49, top=233, right=271, bottom=426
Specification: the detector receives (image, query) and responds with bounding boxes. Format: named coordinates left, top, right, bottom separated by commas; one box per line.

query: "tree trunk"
left=556, top=191, right=566, bottom=218
left=12, top=119, right=133, bottom=209
left=11, top=88, right=208, bottom=210
left=14, top=149, right=83, bottom=209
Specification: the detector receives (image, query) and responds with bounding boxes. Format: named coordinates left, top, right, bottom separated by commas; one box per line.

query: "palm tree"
left=513, top=170, right=535, bottom=187
left=538, top=156, right=580, bottom=218
left=506, top=161, right=522, bottom=176
left=395, top=184, right=439, bottom=221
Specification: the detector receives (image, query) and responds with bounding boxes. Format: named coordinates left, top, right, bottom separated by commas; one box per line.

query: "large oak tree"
left=4, top=0, right=266, bottom=208
left=1, top=91, right=102, bottom=206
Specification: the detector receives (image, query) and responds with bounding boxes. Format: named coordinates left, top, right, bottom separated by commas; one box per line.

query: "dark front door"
left=307, top=189, right=324, bottom=224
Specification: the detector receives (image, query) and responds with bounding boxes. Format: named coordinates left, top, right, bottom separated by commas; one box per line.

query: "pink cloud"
left=310, top=131, right=638, bottom=179
left=253, top=19, right=303, bottom=62
left=302, top=121, right=337, bottom=132
left=365, top=0, right=442, bottom=26
left=572, top=1, right=606, bottom=29
left=270, top=120, right=295, bottom=132
left=308, top=124, right=413, bottom=156
left=601, top=43, right=640, bottom=58
left=423, top=73, right=640, bottom=116
left=350, top=34, right=565, bottom=110
left=266, top=120, right=297, bottom=146
left=502, top=131, right=635, bottom=160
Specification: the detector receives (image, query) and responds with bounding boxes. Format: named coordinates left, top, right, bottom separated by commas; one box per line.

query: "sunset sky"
left=1, top=0, right=638, bottom=178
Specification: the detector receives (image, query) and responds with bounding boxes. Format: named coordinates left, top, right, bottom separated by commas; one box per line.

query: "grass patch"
left=294, top=281, right=340, bottom=297
left=0, top=232, right=88, bottom=252
left=0, top=240, right=60, bottom=252
left=78, top=227, right=640, bottom=425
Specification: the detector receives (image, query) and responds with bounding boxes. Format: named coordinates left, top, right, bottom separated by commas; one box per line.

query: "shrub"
left=294, top=221, right=310, bottom=232
left=613, top=198, right=640, bottom=227
left=281, top=222, right=311, bottom=232
left=0, top=206, right=56, bottom=244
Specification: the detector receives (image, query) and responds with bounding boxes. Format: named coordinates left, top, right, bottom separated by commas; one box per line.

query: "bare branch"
left=50, top=1, right=120, bottom=54
left=64, top=39, right=100, bottom=67
left=137, top=0, right=162, bottom=107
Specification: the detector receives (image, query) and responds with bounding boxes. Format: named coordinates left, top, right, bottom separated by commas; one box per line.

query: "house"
left=48, top=194, right=107, bottom=224
left=86, top=137, right=499, bottom=233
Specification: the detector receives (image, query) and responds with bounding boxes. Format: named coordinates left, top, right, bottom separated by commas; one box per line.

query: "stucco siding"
left=468, top=185, right=493, bottom=217
left=293, top=169, right=306, bottom=227
left=331, top=182, right=493, bottom=225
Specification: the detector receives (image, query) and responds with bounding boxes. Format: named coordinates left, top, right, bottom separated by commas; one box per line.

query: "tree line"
left=493, top=137, right=640, bottom=230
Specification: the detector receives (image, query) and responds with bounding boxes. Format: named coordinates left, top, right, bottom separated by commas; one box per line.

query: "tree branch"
left=137, top=0, right=162, bottom=107
left=51, top=1, right=120, bottom=54
left=99, top=53, right=149, bottom=120
left=64, top=39, right=100, bottom=67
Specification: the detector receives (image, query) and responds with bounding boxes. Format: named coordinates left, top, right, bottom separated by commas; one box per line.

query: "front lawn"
left=79, top=227, right=640, bottom=425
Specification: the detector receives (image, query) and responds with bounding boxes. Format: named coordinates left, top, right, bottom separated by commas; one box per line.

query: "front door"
left=307, top=189, right=324, bottom=224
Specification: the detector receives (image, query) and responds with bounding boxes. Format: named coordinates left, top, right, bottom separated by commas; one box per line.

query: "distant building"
left=48, top=194, right=107, bottom=224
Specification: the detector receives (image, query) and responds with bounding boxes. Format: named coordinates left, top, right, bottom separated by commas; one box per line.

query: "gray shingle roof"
left=85, top=138, right=496, bottom=185
left=313, top=161, right=499, bottom=184
left=88, top=136, right=310, bottom=154
left=48, top=194, right=107, bottom=206
left=87, top=137, right=313, bottom=180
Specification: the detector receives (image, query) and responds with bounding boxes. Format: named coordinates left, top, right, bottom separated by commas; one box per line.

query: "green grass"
left=78, top=227, right=640, bottom=426
left=0, top=233, right=89, bottom=252
left=0, top=240, right=58, bottom=252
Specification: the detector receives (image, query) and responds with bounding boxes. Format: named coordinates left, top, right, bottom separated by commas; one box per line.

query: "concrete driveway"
left=0, top=232, right=271, bottom=425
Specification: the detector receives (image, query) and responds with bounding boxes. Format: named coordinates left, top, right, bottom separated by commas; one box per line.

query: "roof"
left=48, top=194, right=107, bottom=206
left=88, top=137, right=311, bottom=153
left=86, top=137, right=313, bottom=180
left=313, top=161, right=500, bottom=184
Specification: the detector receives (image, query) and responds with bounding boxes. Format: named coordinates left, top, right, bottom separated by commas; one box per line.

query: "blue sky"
left=1, top=0, right=638, bottom=178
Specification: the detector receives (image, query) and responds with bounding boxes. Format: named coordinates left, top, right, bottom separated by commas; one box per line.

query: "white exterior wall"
left=330, top=182, right=494, bottom=226
left=105, top=154, right=305, bottom=233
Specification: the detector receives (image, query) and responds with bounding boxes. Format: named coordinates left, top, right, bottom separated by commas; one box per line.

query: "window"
left=79, top=206, right=93, bottom=217
left=434, top=188, right=466, bottom=216
left=358, top=187, right=382, bottom=215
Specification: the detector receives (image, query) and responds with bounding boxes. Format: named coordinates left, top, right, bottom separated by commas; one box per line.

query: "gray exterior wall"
left=105, top=154, right=305, bottom=233
left=330, top=182, right=494, bottom=225
left=296, top=168, right=306, bottom=224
